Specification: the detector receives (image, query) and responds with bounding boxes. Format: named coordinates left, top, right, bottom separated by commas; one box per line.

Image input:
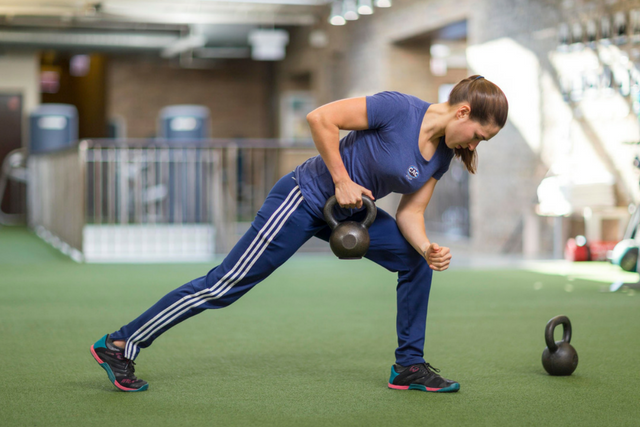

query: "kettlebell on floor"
left=542, top=315, right=578, bottom=376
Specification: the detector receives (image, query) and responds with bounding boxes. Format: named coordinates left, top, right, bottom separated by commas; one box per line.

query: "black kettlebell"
left=323, top=195, right=377, bottom=259
left=541, top=315, right=578, bottom=376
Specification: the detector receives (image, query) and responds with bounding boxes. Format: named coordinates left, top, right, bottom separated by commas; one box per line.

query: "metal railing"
left=28, top=138, right=316, bottom=261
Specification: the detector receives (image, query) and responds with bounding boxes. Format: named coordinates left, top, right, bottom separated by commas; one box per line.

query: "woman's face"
left=444, top=104, right=501, bottom=151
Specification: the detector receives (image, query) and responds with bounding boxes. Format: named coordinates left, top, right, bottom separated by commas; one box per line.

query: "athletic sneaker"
left=388, top=362, right=460, bottom=393
left=90, top=334, right=148, bottom=392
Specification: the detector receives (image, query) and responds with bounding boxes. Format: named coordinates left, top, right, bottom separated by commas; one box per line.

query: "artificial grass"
left=1, top=226, right=639, bottom=426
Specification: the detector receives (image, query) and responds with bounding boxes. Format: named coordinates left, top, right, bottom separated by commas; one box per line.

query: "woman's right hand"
left=334, top=178, right=375, bottom=209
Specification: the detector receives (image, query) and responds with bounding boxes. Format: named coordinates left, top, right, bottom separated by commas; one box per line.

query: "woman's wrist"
left=332, top=170, right=352, bottom=185
left=421, top=242, right=431, bottom=258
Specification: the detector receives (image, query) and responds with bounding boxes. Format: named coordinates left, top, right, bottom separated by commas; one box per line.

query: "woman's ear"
left=456, top=104, right=471, bottom=119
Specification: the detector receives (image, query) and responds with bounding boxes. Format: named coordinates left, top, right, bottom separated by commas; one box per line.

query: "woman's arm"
left=306, top=97, right=375, bottom=209
left=396, top=177, right=452, bottom=271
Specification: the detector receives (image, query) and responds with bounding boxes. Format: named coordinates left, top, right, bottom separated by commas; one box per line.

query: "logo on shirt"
left=406, top=165, right=420, bottom=180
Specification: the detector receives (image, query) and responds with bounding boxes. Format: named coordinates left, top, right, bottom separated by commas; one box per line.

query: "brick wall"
left=106, top=55, right=275, bottom=138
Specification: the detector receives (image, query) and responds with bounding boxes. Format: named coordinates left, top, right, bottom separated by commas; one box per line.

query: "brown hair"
left=448, top=75, right=508, bottom=174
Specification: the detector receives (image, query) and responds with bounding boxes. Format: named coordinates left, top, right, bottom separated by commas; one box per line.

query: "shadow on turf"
left=79, top=378, right=147, bottom=394
left=95, top=351, right=391, bottom=391
left=87, top=348, right=590, bottom=395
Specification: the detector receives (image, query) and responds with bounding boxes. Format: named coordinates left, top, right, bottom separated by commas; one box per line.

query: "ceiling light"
left=248, top=29, right=289, bottom=61
left=343, top=0, right=359, bottom=20
left=357, top=0, right=374, bottom=15
left=329, top=15, right=346, bottom=25
left=374, top=0, right=391, bottom=7
left=329, top=1, right=346, bottom=25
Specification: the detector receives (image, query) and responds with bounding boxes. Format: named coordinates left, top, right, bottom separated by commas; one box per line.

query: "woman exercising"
left=91, top=75, right=508, bottom=393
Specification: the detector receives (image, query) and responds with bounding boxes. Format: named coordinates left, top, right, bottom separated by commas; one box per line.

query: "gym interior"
left=1, top=0, right=639, bottom=425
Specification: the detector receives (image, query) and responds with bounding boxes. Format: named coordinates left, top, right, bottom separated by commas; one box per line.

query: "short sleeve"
left=366, top=91, right=412, bottom=130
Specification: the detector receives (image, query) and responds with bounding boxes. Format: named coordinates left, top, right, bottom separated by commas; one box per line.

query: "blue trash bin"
left=29, top=104, right=78, bottom=154
left=158, top=105, right=210, bottom=223
left=159, top=105, right=210, bottom=140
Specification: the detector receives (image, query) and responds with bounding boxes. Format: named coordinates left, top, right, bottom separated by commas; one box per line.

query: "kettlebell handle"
left=544, top=315, right=572, bottom=352
left=323, top=195, right=377, bottom=230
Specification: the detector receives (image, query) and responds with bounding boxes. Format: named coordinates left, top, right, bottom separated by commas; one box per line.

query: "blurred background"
left=1, top=0, right=640, bottom=267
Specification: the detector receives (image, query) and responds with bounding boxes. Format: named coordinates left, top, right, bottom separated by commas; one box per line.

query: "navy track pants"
left=110, top=172, right=433, bottom=366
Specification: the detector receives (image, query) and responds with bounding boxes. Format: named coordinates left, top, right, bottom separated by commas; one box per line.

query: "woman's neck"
left=422, top=102, right=454, bottom=141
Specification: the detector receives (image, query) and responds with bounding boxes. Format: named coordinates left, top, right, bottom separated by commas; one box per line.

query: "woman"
left=91, top=75, right=508, bottom=393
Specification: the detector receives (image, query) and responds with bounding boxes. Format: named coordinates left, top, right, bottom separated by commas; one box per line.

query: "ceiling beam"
left=0, top=8, right=318, bottom=26
left=161, top=34, right=206, bottom=58
left=0, top=29, right=178, bottom=49
left=99, top=10, right=317, bottom=26
left=135, top=0, right=329, bottom=5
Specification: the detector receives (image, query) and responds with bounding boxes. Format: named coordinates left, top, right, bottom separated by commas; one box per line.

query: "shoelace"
left=124, top=359, right=137, bottom=375
left=423, top=363, right=441, bottom=374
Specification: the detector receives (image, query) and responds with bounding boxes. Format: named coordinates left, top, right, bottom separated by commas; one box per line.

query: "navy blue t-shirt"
left=294, top=91, right=454, bottom=219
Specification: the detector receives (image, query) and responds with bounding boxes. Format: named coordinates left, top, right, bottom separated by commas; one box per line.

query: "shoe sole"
left=388, top=382, right=460, bottom=393
left=90, top=344, right=149, bottom=392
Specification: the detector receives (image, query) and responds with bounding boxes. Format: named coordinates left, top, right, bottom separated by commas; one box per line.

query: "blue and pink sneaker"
left=388, top=363, right=460, bottom=393
left=91, top=334, right=148, bottom=392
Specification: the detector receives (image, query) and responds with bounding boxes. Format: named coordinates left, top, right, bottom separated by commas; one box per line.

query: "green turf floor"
left=1, top=226, right=639, bottom=426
